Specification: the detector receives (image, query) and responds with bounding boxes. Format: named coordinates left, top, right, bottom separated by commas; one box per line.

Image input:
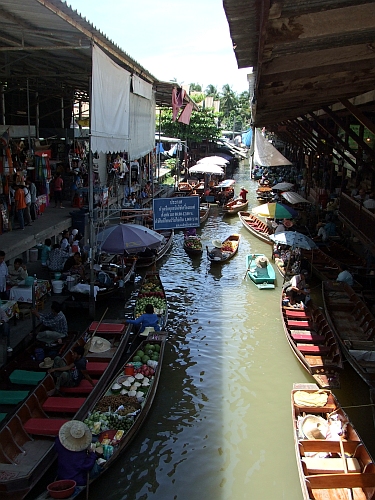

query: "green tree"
left=205, top=84, right=219, bottom=99
left=189, top=83, right=202, bottom=92
left=157, top=108, right=221, bottom=143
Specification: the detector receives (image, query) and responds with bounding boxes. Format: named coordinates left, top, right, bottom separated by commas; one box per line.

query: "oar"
left=339, top=436, right=354, bottom=500
left=243, top=254, right=255, bottom=280
left=84, top=307, right=108, bottom=355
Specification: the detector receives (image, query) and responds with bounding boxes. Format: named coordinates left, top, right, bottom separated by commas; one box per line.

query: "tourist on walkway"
left=14, top=185, right=26, bottom=229
left=0, top=251, right=8, bottom=300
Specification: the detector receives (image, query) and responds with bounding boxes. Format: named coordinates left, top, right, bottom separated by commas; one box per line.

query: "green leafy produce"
left=141, top=355, right=150, bottom=363
left=133, top=355, right=141, bottom=363
left=136, top=350, right=144, bottom=358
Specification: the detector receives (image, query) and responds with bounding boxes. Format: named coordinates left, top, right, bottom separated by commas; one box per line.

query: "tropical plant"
left=157, top=108, right=221, bottom=143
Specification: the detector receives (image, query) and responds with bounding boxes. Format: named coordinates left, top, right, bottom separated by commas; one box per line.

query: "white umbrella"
left=197, top=156, right=229, bottom=166
left=269, top=231, right=317, bottom=250
left=271, top=182, right=294, bottom=191
left=189, top=164, right=224, bottom=175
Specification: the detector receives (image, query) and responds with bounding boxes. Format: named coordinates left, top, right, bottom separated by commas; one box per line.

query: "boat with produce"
left=207, top=234, right=240, bottom=264
left=292, top=382, right=375, bottom=500
left=0, top=320, right=132, bottom=500
left=35, top=334, right=166, bottom=500
left=133, top=272, right=168, bottom=330
left=135, top=229, right=174, bottom=268
left=322, top=280, right=375, bottom=388
left=245, top=254, right=276, bottom=289
left=183, top=235, right=203, bottom=255
left=281, top=299, right=343, bottom=389
left=238, top=211, right=273, bottom=245
left=222, top=198, right=249, bottom=215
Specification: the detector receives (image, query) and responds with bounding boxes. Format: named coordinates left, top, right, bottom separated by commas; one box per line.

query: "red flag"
left=178, top=102, right=193, bottom=125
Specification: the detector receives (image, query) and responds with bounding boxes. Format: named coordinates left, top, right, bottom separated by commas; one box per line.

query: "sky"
left=66, top=0, right=251, bottom=94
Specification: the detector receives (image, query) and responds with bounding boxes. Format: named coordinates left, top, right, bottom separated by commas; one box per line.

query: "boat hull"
left=246, top=254, right=275, bottom=289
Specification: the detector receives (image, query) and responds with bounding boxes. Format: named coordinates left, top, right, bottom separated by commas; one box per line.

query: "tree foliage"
left=157, top=108, right=221, bottom=143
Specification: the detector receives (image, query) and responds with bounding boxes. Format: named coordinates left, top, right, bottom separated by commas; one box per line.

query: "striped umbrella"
left=252, top=202, right=297, bottom=219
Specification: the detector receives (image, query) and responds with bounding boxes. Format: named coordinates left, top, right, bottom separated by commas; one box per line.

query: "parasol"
left=269, top=231, right=317, bottom=250
left=189, top=164, right=224, bottom=175
left=197, top=156, right=229, bottom=166
left=271, top=182, right=294, bottom=191
left=252, top=202, right=297, bottom=219
left=97, top=224, right=164, bottom=254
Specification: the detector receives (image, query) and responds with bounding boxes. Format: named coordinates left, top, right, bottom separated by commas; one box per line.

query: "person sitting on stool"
left=32, top=301, right=68, bottom=345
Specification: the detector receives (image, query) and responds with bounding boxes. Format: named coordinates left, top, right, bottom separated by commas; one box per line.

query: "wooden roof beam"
left=339, top=97, right=375, bottom=136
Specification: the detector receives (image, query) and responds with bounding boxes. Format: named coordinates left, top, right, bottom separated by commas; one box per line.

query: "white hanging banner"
left=91, top=44, right=130, bottom=153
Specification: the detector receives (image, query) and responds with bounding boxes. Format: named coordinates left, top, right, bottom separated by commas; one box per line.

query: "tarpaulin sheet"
left=281, top=191, right=312, bottom=204
left=254, top=129, right=292, bottom=167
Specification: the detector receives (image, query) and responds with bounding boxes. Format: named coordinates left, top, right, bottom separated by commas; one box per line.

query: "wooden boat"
left=199, top=202, right=210, bottom=224
left=238, top=211, right=273, bottom=245
left=132, top=272, right=168, bottom=331
left=134, top=229, right=174, bottom=268
left=207, top=234, right=240, bottom=264
left=177, top=181, right=194, bottom=194
left=281, top=298, right=343, bottom=389
left=302, top=247, right=362, bottom=292
left=35, top=334, right=166, bottom=500
left=0, top=330, right=79, bottom=429
left=322, top=280, right=375, bottom=389
left=320, top=240, right=366, bottom=268
left=222, top=198, right=249, bottom=215
left=292, top=383, right=375, bottom=500
left=246, top=254, right=276, bottom=289
left=0, top=320, right=132, bottom=499
left=183, top=235, right=203, bottom=256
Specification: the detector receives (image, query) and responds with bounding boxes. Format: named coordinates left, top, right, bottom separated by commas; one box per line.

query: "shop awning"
left=281, top=192, right=311, bottom=205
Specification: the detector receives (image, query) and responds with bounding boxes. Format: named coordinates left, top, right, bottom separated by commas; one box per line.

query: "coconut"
left=142, top=377, right=150, bottom=384
left=127, top=390, right=137, bottom=397
left=136, top=391, right=145, bottom=402
left=134, top=373, right=144, bottom=381
left=142, top=380, right=150, bottom=387
left=120, top=389, right=128, bottom=395
left=127, top=376, right=135, bottom=384
left=122, top=380, right=132, bottom=389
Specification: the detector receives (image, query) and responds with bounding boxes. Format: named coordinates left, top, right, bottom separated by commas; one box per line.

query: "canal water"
left=88, top=163, right=373, bottom=500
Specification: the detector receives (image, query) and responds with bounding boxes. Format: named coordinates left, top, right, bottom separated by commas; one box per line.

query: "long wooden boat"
left=183, top=235, right=203, bottom=256
left=322, top=280, right=375, bottom=389
left=199, top=202, right=210, bottom=224
left=35, top=334, right=166, bottom=500
left=281, top=298, right=343, bottom=389
left=321, top=240, right=366, bottom=268
left=222, top=198, right=249, bottom=215
left=207, top=234, right=240, bottom=264
left=133, top=272, right=168, bottom=331
left=0, top=329, right=79, bottom=429
left=238, top=211, right=273, bottom=245
left=292, top=383, right=375, bottom=500
left=0, top=321, right=132, bottom=499
left=134, top=229, right=174, bottom=268
left=302, top=247, right=362, bottom=292
left=246, top=254, right=276, bottom=289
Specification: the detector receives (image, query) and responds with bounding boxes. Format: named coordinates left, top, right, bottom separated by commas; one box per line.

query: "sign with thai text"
left=153, top=197, right=200, bottom=230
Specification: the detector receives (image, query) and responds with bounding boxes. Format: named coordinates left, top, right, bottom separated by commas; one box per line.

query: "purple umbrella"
left=97, top=224, right=164, bottom=254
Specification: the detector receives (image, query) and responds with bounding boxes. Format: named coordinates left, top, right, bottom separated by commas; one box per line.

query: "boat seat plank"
left=88, top=322, right=125, bottom=334
left=9, top=370, right=46, bottom=386
left=59, top=379, right=98, bottom=394
left=306, top=472, right=375, bottom=489
left=42, top=397, right=86, bottom=413
left=0, top=390, right=29, bottom=405
left=298, top=345, right=331, bottom=355
left=23, top=417, right=69, bottom=436
left=287, top=319, right=312, bottom=329
left=86, top=362, right=109, bottom=375
left=299, top=440, right=359, bottom=454
left=292, top=333, right=326, bottom=344
left=302, top=457, right=361, bottom=474
left=285, top=310, right=311, bottom=319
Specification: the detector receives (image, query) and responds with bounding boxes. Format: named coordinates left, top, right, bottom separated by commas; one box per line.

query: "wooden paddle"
left=243, top=254, right=255, bottom=279
left=339, top=435, right=354, bottom=500
left=84, top=307, right=109, bottom=356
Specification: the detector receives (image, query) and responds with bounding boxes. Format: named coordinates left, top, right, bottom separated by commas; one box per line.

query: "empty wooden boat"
left=238, top=211, right=273, bottom=245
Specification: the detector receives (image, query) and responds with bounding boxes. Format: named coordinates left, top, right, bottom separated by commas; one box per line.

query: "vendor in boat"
left=284, top=270, right=310, bottom=306
left=253, top=255, right=269, bottom=277
left=32, top=301, right=68, bottom=345
left=239, top=186, right=248, bottom=202
left=336, top=264, right=354, bottom=286
left=209, top=240, right=223, bottom=259
left=125, top=303, right=161, bottom=336
left=184, top=227, right=197, bottom=237
left=47, top=344, right=94, bottom=396
left=55, top=420, right=96, bottom=486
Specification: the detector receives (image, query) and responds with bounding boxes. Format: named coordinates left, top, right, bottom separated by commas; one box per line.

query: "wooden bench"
left=42, top=397, right=86, bottom=413
left=292, top=333, right=326, bottom=344
left=60, top=379, right=98, bottom=394
left=302, top=456, right=361, bottom=474
left=24, top=417, right=69, bottom=436
left=298, top=345, right=331, bottom=355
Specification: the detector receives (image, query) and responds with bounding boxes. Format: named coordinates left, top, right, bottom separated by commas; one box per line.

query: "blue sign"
left=153, top=197, right=200, bottom=230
